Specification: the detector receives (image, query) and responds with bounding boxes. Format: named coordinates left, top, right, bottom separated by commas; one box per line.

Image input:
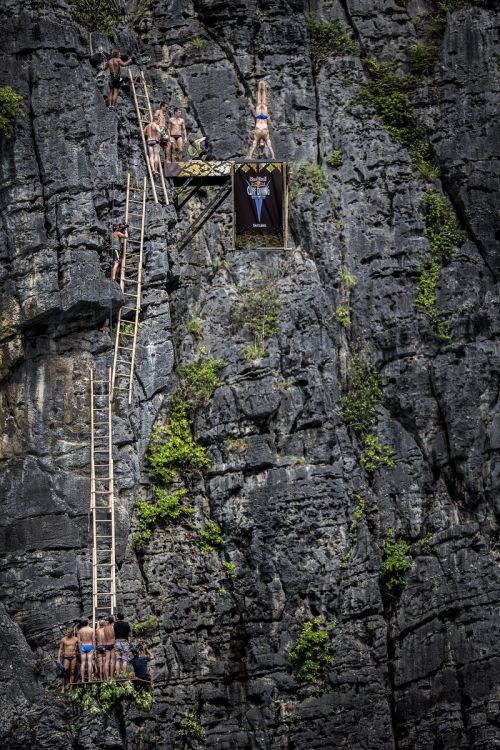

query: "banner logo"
left=245, top=176, right=270, bottom=222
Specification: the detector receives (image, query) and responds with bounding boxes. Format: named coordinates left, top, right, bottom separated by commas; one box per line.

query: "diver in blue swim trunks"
left=78, top=618, right=95, bottom=683
left=247, top=80, right=275, bottom=159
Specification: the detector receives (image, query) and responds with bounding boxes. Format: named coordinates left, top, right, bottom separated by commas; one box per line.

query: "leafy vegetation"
left=133, top=488, right=193, bottom=546
left=133, top=0, right=153, bottom=21
left=341, top=357, right=395, bottom=474
left=177, top=712, right=207, bottom=744
left=289, top=617, right=335, bottom=683
left=340, top=358, right=384, bottom=436
left=189, top=36, right=205, bottom=48
left=305, top=12, right=358, bottom=68
left=327, top=149, right=343, bottom=168
left=341, top=268, right=357, bottom=291
left=423, top=189, right=467, bottom=262
left=178, top=356, right=224, bottom=409
left=406, top=41, right=440, bottom=77
left=355, top=58, right=438, bottom=181
left=289, top=163, right=328, bottom=201
left=148, top=407, right=209, bottom=485
left=335, top=305, right=351, bottom=328
left=233, top=278, right=281, bottom=359
left=198, top=520, right=224, bottom=553
left=68, top=0, right=122, bottom=35
left=360, top=433, right=395, bottom=473
left=227, top=437, right=249, bottom=454
left=224, top=561, right=237, bottom=578
left=0, top=86, right=24, bottom=140
left=243, top=344, right=267, bottom=362
left=349, top=494, right=365, bottom=543
left=380, top=528, right=412, bottom=589
left=416, top=190, right=466, bottom=339
left=420, top=533, right=434, bottom=555
left=132, top=615, right=159, bottom=637
left=187, top=315, right=204, bottom=338
left=70, top=680, right=152, bottom=714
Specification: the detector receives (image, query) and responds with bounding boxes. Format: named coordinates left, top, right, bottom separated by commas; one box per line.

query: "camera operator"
left=111, top=222, right=129, bottom=282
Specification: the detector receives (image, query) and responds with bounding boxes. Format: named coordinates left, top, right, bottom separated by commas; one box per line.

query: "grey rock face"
left=1, top=0, right=499, bottom=748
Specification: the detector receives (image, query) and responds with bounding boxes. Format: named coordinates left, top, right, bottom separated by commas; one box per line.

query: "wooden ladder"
left=90, top=368, right=116, bottom=628
left=129, top=68, right=169, bottom=205
left=111, top=174, right=146, bottom=404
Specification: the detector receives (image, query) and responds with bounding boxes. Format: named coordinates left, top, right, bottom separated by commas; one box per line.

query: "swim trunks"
left=96, top=646, right=106, bottom=655
left=81, top=644, right=94, bottom=653
left=109, top=75, right=123, bottom=90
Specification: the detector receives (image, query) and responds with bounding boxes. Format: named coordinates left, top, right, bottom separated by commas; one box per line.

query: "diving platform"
left=165, top=160, right=232, bottom=184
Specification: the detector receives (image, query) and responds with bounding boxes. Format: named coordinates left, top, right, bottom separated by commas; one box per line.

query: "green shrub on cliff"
left=68, top=0, right=122, bottom=35
left=0, top=86, right=24, bottom=140
left=148, top=406, right=209, bottom=485
left=380, top=528, right=412, bottom=589
left=177, top=712, right=207, bottom=744
left=289, top=617, right=335, bottom=683
left=305, top=13, right=358, bottom=68
left=178, top=356, right=224, bottom=409
left=289, top=163, right=328, bottom=201
left=70, top=680, right=152, bottom=714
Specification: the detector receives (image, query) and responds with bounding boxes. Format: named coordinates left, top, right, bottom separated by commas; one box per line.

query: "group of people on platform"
left=56, top=613, right=152, bottom=693
left=102, top=49, right=275, bottom=168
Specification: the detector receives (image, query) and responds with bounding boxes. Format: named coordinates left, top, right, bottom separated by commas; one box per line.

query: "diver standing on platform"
left=247, top=80, right=275, bottom=160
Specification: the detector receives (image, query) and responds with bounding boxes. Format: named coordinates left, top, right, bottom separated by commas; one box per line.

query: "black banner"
left=232, top=163, right=287, bottom=249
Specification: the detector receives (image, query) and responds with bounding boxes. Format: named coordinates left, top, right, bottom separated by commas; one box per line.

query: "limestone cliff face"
left=1, top=1, right=499, bottom=748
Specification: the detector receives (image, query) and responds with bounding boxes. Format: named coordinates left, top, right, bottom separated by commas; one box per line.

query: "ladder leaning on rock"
left=111, top=173, right=147, bottom=404
left=89, top=368, right=116, bottom=628
left=129, top=68, right=169, bottom=205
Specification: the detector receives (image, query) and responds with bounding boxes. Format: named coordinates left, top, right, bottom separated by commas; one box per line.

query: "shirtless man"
left=57, top=626, right=78, bottom=693
left=168, top=107, right=188, bottom=161
left=111, top=223, right=128, bottom=282
left=154, top=101, right=170, bottom=164
left=247, top=80, right=275, bottom=160
left=78, top=618, right=95, bottom=683
left=95, top=620, right=107, bottom=680
left=144, top=114, right=162, bottom=174
left=103, top=615, right=116, bottom=679
left=103, top=51, right=133, bottom=108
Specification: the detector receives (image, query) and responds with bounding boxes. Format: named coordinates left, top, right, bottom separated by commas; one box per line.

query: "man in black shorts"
left=104, top=51, right=133, bottom=108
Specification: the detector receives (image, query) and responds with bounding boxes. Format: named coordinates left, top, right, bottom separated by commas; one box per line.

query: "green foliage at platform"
left=305, top=12, right=358, bottom=68
left=68, top=0, right=122, bottom=35
left=197, top=520, right=224, bottom=553
left=148, top=407, right=209, bottom=485
left=335, top=305, right=351, bottom=328
left=289, top=163, right=328, bottom=201
left=177, top=712, right=207, bottom=744
left=132, top=615, right=159, bottom=637
left=0, top=86, right=24, bottom=140
left=289, top=617, right=335, bottom=683
left=381, top=528, right=412, bottom=589
left=327, top=149, right=343, bottom=168
left=69, top=680, right=152, bottom=715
